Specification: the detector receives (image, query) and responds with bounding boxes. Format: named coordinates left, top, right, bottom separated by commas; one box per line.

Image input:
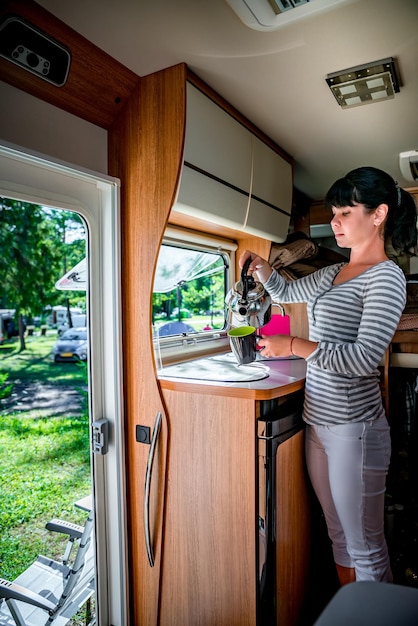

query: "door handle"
left=144, top=411, right=162, bottom=567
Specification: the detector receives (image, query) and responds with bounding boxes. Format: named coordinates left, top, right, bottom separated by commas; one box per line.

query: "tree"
left=0, top=198, right=84, bottom=350
left=49, top=209, right=86, bottom=326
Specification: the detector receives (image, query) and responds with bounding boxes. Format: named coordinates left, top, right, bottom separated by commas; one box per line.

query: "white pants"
left=305, top=416, right=393, bottom=582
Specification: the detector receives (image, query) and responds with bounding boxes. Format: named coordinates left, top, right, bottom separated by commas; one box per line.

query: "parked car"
left=52, top=327, right=88, bottom=363
left=157, top=321, right=196, bottom=337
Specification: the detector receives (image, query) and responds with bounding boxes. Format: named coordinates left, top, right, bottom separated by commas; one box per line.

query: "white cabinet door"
left=251, top=136, right=293, bottom=213
left=244, top=195, right=292, bottom=242
left=176, top=84, right=253, bottom=228
left=245, top=137, right=293, bottom=242
left=178, top=83, right=294, bottom=242
left=184, top=83, right=252, bottom=192
left=176, top=165, right=250, bottom=230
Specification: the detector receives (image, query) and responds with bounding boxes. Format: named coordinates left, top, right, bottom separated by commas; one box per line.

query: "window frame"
left=0, top=140, right=127, bottom=626
left=154, top=226, right=237, bottom=365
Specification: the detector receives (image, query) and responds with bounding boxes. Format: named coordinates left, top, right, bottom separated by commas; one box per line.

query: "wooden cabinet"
left=157, top=388, right=311, bottom=626
left=159, top=391, right=256, bottom=625
left=308, top=201, right=330, bottom=226
left=108, top=64, right=301, bottom=625
left=276, top=430, right=311, bottom=626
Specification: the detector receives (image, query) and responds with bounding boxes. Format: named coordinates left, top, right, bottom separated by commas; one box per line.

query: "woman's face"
left=330, top=202, right=376, bottom=249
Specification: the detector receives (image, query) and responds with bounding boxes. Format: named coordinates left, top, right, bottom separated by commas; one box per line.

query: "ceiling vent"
left=399, top=150, right=418, bottom=183
left=225, top=0, right=356, bottom=31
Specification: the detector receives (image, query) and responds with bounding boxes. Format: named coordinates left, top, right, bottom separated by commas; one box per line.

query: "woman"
left=240, top=167, right=417, bottom=585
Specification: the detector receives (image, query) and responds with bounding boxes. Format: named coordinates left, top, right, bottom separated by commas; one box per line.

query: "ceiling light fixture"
left=326, top=58, right=400, bottom=109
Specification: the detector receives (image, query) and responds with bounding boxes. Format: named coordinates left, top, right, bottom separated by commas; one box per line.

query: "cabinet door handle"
left=144, top=411, right=162, bottom=567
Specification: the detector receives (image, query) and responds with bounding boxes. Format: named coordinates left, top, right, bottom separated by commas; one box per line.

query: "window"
left=152, top=227, right=236, bottom=360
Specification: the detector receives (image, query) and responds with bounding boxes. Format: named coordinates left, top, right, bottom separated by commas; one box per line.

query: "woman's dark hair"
left=325, top=166, right=417, bottom=254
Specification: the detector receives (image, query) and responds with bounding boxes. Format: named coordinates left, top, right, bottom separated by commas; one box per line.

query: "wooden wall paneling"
left=236, top=236, right=272, bottom=276
left=108, top=63, right=187, bottom=625
left=391, top=330, right=418, bottom=354
left=308, top=201, right=330, bottom=226
left=276, top=429, right=311, bottom=626
left=0, top=0, right=139, bottom=128
left=159, top=389, right=257, bottom=625
left=284, top=303, right=309, bottom=340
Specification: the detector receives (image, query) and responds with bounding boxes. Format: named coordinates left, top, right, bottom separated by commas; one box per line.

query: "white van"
left=57, top=313, right=87, bottom=335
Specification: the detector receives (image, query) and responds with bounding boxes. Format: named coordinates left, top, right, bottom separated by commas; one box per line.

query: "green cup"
left=227, top=325, right=257, bottom=365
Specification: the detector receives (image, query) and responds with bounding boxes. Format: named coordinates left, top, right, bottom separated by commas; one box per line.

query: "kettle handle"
left=241, top=257, right=256, bottom=302
left=241, top=256, right=251, bottom=279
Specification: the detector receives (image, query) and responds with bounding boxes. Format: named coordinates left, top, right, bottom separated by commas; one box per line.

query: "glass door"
left=0, top=141, right=126, bottom=626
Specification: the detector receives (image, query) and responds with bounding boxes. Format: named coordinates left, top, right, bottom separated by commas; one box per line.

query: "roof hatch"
left=225, top=0, right=357, bottom=30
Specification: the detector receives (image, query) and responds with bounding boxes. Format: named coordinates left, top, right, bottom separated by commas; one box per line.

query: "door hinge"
left=92, top=418, right=109, bottom=455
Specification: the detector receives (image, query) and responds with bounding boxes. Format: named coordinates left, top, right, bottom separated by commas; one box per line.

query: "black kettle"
left=225, top=257, right=272, bottom=329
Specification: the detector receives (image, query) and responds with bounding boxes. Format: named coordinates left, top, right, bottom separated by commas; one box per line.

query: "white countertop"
left=158, top=352, right=307, bottom=400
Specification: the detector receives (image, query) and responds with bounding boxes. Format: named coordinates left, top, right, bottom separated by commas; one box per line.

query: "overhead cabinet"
left=182, top=82, right=253, bottom=192
left=245, top=136, right=293, bottom=240
left=176, top=166, right=250, bottom=231
left=175, top=82, right=293, bottom=242
left=176, top=82, right=251, bottom=230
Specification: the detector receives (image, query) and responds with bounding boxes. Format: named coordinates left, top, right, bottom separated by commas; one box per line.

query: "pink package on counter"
left=259, top=313, right=291, bottom=337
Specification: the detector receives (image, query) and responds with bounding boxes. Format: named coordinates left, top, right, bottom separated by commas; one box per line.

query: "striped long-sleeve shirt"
left=264, top=260, right=406, bottom=425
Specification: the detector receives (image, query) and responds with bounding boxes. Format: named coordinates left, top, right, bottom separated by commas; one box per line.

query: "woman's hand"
left=258, top=334, right=293, bottom=358
left=259, top=334, right=318, bottom=360
left=239, top=250, right=273, bottom=282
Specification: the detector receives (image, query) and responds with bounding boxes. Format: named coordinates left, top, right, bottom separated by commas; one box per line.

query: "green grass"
left=0, top=414, right=91, bottom=578
left=0, top=332, right=91, bottom=583
left=0, top=372, right=13, bottom=400
left=0, top=333, right=88, bottom=386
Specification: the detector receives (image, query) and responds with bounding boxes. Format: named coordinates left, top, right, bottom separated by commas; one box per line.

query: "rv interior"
left=0, top=0, right=418, bottom=625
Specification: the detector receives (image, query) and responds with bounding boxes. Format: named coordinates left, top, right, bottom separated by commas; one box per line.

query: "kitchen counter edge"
left=158, top=357, right=307, bottom=400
